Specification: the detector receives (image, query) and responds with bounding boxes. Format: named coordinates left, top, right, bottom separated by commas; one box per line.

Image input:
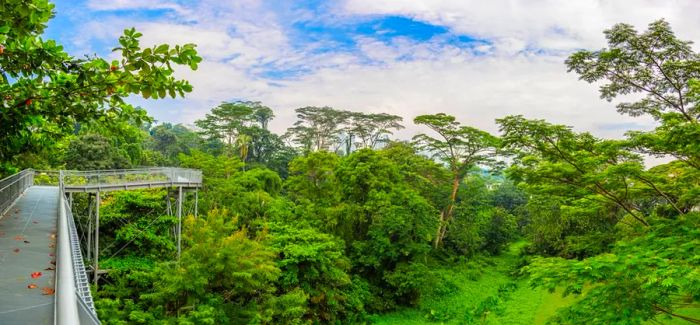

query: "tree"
left=522, top=20, right=700, bottom=323
left=267, top=223, right=366, bottom=322
left=64, top=133, right=131, bottom=170
left=286, top=106, right=349, bottom=153
left=345, top=112, right=404, bottom=152
left=0, top=1, right=201, bottom=174
left=498, top=115, right=656, bottom=227
left=195, top=101, right=289, bottom=166
left=413, top=113, right=499, bottom=247
left=567, top=19, right=700, bottom=170
left=195, top=101, right=257, bottom=148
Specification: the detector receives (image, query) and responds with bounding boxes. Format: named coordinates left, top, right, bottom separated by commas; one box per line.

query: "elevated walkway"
left=0, top=186, right=58, bottom=324
left=0, top=168, right=202, bottom=325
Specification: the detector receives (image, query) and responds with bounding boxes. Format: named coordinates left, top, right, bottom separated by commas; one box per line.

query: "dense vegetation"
left=1, top=1, right=699, bottom=324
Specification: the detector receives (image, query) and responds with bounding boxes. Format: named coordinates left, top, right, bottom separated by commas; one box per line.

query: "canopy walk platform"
left=0, top=168, right=202, bottom=325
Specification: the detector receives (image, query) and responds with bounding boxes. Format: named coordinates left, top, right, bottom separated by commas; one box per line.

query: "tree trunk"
left=434, top=174, right=461, bottom=248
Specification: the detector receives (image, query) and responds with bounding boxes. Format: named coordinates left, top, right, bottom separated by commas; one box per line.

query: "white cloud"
left=342, top=0, right=700, bottom=52
left=65, top=0, right=699, bottom=145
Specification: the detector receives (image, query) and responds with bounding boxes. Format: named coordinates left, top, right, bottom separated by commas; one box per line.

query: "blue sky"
left=43, top=0, right=700, bottom=141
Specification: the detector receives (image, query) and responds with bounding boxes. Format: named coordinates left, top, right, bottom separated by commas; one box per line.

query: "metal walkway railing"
left=61, top=167, right=202, bottom=192
left=0, top=169, right=34, bottom=216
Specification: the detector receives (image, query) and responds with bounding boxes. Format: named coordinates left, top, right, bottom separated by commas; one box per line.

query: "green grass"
left=371, top=242, right=581, bottom=325
left=372, top=242, right=700, bottom=324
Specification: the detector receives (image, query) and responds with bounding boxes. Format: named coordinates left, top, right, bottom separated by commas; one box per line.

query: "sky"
left=45, top=0, right=700, bottom=140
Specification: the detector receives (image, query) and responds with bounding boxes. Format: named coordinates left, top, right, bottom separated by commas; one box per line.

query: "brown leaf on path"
left=31, top=272, right=42, bottom=278
left=44, top=266, right=55, bottom=271
left=48, top=243, right=55, bottom=248
left=0, top=231, right=5, bottom=236
left=41, top=287, right=55, bottom=295
left=50, top=260, right=55, bottom=265
left=32, top=221, right=38, bottom=224
left=27, top=284, right=37, bottom=289
left=14, top=235, right=24, bottom=240
left=13, top=248, right=20, bottom=253
left=48, top=253, right=54, bottom=257
left=49, top=234, right=56, bottom=239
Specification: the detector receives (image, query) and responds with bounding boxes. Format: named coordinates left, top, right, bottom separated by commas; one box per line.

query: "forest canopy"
left=1, top=2, right=699, bottom=324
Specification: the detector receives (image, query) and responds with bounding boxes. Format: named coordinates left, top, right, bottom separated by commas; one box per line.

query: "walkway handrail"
left=56, top=176, right=81, bottom=324
left=0, top=169, right=34, bottom=216
left=61, top=167, right=202, bottom=190
left=56, top=172, right=100, bottom=325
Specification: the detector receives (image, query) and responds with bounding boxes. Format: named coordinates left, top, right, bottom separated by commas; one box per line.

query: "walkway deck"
left=0, top=186, right=58, bottom=324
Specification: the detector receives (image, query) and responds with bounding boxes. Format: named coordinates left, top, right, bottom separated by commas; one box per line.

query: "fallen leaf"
left=44, top=266, right=55, bottom=271
left=49, top=234, right=56, bottom=239
left=48, top=243, right=55, bottom=248
left=31, top=272, right=42, bottom=278
left=41, top=287, right=55, bottom=295
left=48, top=253, right=54, bottom=257
left=0, top=231, right=5, bottom=236
left=32, top=221, right=38, bottom=224
left=13, top=235, right=24, bottom=241
left=50, top=260, right=55, bottom=265
left=13, top=248, right=20, bottom=253
left=23, top=240, right=30, bottom=244
left=27, top=284, right=37, bottom=289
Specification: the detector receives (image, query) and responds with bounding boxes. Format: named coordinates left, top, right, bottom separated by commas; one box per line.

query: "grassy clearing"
left=372, top=243, right=699, bottom=324
left=371, top=242, right=579, bottom=325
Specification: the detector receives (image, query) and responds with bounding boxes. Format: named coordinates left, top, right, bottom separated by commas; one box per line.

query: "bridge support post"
left=87, top=194, right=92, bottom=262
left=94, top=190, right=100, bottom=285
left=177, top=187, right=183, bottom=261
left=194, top=189, right=198, bottom=218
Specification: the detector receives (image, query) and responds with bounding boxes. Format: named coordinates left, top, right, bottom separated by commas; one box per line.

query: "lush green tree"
left=413, top=113, right=499, bottom=248
left=498, top=115, right=656, bottom=227
left=380, top=141, right=452, bottom=213
left=0, top=0, right=201, bottom=174
left=286, top=106, right=350, bottom=153
left=527, top=213, right=700, bottom=324
left=341, top=112, right=404, bottom=154
left=567, top=19, right=699, bottom=123
left=195, top=101, right=258, bottom=147
left=64, top=133, right=132, bottom=170
left=96, top=210, right=307, bottom=324
left=521, top=20, right=700, bottom=323
left=98, top=189, right=176, bottom=260
left=267, top=223, right=367, bottom=322
left=567, top=19, right=700, bottom=173
left=195, top=101, right=292, bottom=168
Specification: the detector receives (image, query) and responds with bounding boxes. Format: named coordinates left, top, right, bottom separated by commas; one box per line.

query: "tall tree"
left=567, top=19, right=700, bottom=170
left=523, top=20, right=700, bottom=324
left=347, top=112, right=404, bottom=151
left=0, top=1, right=201, bottom=174
left=195, top=101, right=257, bottom=147
left=286, top=106, right=349, bottom=153
left=413, top=113, right=499, bottom=248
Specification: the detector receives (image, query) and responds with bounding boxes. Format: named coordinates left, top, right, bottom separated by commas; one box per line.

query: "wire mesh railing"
left=62, top=192, right=100, bottom=324
left=61, top=167, right=202, bottom=188
left=0, top=169, right=34, bottom=216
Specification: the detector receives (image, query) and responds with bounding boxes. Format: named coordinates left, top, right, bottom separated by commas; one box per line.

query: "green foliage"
left=285, top=106, right=404, bottom=155
left=0, top=1, right=201, bottom=173
left=98, top=189, right=176, bottom=259
left=413, top=113, right=500, bottom=247
left=194, top=101, right=291, bottom=169
left=97, top=210, right=307, bottom=324
left=64, top=133, right=132, bottom=170
left=267, top=223, right=367, bottom=322
left=527, top=213, right=700, bottom=324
